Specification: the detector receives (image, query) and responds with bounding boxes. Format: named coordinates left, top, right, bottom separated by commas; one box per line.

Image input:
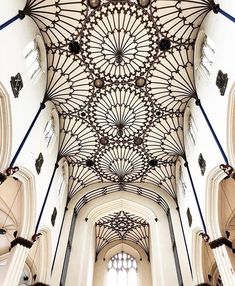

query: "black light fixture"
left=86, top=159, right=94, bottom=167
left=80, top=111, right=86, bottom=117
left=159, top=38, right=171, bottom=51
left=115, top=49, right=124, bottom=64
left=149, top=159, right=158, bottom=167
left=69, top=41, right=81, bottom=54
left=116, top=122, right=125, bottom=137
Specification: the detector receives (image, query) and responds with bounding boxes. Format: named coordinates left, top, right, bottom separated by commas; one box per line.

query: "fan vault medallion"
left=81, top=1, right=158, bottom=82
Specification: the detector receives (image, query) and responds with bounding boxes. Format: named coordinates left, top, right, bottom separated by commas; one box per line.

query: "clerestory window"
left=23, top=39, right=41, bottom=81
left=44, top=117, right=55, bottom=147
left=200, top=35, right=215, bottom=75
left=107, top=252, right=138, bottom=286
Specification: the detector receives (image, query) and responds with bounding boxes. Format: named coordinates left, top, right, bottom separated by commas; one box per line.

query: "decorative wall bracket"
left=186, top=208, right=192, bottom=227
left=198, top=153, right=206, bottom=176
left=35, top=153, right=44, bottom=174
left=216, top=70, right=228, bottom=96
left=51, top=207, right=57, bottom=226
left=10, top=73, right=23, bottom=98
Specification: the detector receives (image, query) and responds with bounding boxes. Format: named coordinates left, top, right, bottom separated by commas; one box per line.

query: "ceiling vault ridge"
left=24, top=0, right=214, bottom=207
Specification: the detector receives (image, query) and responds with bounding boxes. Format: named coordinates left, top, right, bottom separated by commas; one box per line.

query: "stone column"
left=209, top=237, right=235, bottom=286
left=0, top=237, right=33, bottom=286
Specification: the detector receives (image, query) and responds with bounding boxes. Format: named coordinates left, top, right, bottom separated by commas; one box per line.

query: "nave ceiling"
left=25, top=0, right=215, bottom=210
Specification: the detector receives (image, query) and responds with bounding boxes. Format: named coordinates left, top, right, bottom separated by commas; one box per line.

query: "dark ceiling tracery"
left=25, top=0, right=214, bottom=203
left=74, top=184, right=169, bottom=214
left=95, top=210, right=150, bottom=258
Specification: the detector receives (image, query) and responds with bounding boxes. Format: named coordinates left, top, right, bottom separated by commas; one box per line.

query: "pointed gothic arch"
left=205, top=166, right=227, bottom=239
left=63, top=191, right=191, bottom=286
left=191, top=228, right=205, bottom=285
left=0, top=167, right=36, bottom=285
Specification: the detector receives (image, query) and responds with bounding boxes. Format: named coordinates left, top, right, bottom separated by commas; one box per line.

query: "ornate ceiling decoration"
left=25, top=0, right=214, bottom=204
left=80, top=2, right=158, bottom=82
left=88, top=84, right=154, bottom=139
left=95, top=210, right=149, bottom=258
left=75, top=184, right=169, bottom=214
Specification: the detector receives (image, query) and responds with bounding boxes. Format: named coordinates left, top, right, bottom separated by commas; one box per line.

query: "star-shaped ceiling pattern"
left=25, top=0, right=214, bottom=203
left=96, top=210, right=149, bottom=258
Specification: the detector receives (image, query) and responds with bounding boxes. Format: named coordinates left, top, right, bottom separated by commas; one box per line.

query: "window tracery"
left=44, top=117, right=55, bottom=147
left=188, top=112, right=197, bottom=145
left=23, top=39, right=41, bottom=80
left=107, top=252, right=138, bottom=286
left=200, top=35, right=215, bottom=75
left=179, top=165, right=187, bottom=196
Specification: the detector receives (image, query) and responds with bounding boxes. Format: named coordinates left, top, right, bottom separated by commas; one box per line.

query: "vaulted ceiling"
left=96, top=210, right=150, bottom=258
left=25, top=0, right=214, bottom=211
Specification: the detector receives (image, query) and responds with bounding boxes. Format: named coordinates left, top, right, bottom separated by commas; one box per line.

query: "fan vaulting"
left=25, top=0, right=215, bottom=205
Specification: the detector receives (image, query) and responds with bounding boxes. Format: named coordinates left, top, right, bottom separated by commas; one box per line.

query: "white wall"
left=64, top=191, right=192, bottom=286
left=0, top=8, right=47, bottom=170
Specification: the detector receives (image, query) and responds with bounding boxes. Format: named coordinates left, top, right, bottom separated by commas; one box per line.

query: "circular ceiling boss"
left=81, top=2, right=159, bottom=82
left=88, top=84, right=154, bottom=140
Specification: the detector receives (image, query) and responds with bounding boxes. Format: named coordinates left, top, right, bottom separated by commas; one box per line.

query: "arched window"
left=107, top=252, right=137, bottom=286
left=23, top=39, right=41, bottom=80
left=44, top=116, right=55, bottom=147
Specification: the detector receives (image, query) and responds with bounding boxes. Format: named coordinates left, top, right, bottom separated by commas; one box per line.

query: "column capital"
left=209, top=236, right=232, bottom=249
left=10, top=237, right=33, bottom=249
